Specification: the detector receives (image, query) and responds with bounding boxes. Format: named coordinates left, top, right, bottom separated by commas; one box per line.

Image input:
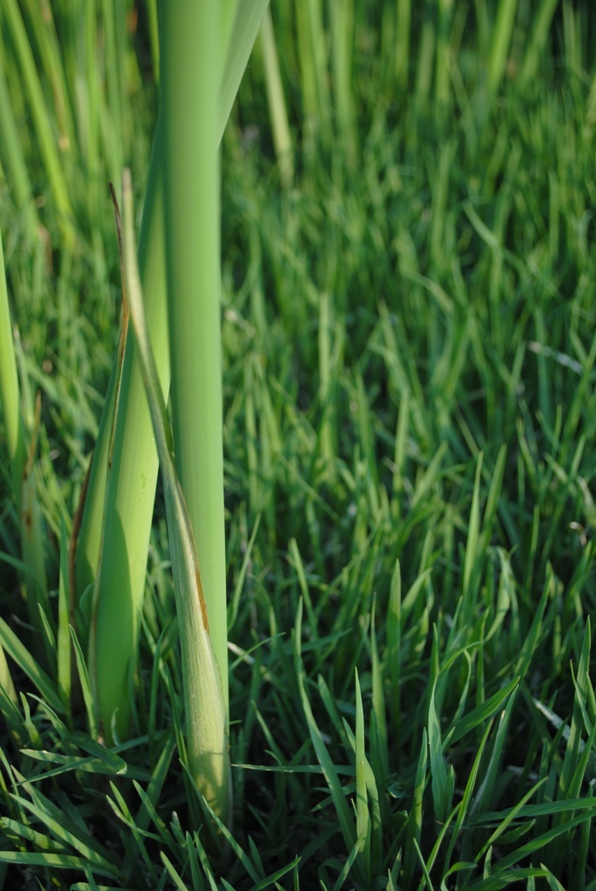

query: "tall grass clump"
left=1, top=1, right=596, bottom=888
left=1, top=0, right=268, bottom=820
left=84, top=2, right=269, bottom=763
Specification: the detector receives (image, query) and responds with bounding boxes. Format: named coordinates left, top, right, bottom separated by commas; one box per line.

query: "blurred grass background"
left=1, top=1, right=596, bottom=888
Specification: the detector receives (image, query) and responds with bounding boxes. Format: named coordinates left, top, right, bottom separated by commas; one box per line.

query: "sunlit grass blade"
left=1, top=0, right=75, bottom=247
left=0, top=617, right=62, bottom=714
left=394, top=0, right=412, bottom=91
left=518, top=0, right=560, bottom=91
left=386, top=559, right=402, bottom=747
left=488, top=809, right=596, bottom=874
left=293, top=601, right=356, bottom=867
left=0, top=227, right=25, bottom=510
left=369, top=606, right=388, bottom=818
left=558, top=618, right=592, bottom=797
left=448, top=677, right=520, bottom=745
left=428, top=676, right=455, bottom=824
left=475, top=777, right=548, bottom=864
left=414, top=13, right=435, bottom=107
left=444, top=719, right=493, bottom=872
left=462, top=454, right=482, bottom=607
left=180, top=796, right=265, bottom=887
left=329, top=0, right=356, bottom=161
left=19, top=745, right=126, bottom=782
left=105, top=781, right=159, bottom=887
left=0, top=641, right=17, bottom=707
left=0, top=851, right=116, bottom=876
left=487, top=0, right=519, bottom=98
left=72, top=337, right=122, bottom=614
left=133, top=734, right=177, bottom=837
left=295, top=0, right=332, bottom=153
left=70, top=626, right=97, bottom=740
left=470, top=687, right=519, bottom=818
left=259, top=7, right=294, bottom=187
left=353, top=669, right=370, bottom=884
left=342, top=699, right=382, bottom=878
left=57, top=518, right=71, bottom=712
left=4, top=782, right=117, bottom=875
left=219, top=0, right=270, bottom=141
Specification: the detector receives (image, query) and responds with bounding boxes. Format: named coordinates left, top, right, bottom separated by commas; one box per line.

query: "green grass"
left=1, top=1, right=596, bottom=888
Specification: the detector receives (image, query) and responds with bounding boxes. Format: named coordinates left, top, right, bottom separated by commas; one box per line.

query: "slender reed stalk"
left=329, top=0, right=357, bottom=162
left=0, top=231, right=26, bottom=509
left=161, top=0, right=227, bottom=715
left=487, top=0, right=518, bottom=97
left=79, top=0, right=270, bottom=746
left=395, top=0, right=412, bottom=91
left=260, top=7, right=294, bottom=187
left=295, top=0, right=332, bottom=153
left=122, top=168, right=230, bottom=822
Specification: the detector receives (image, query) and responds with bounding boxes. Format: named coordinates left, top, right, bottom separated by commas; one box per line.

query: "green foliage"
left=1, top=1, right=596, bottom=888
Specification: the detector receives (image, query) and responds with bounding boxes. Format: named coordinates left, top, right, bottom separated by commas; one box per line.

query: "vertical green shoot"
left=122, top=168, right=230, bottom=822
left=0, top=229, right=26, bottom=509
left=395, top=0, right=412, bottom=91
left=487, top=0, right=519, bottom=97
left=0, top=229, right=49, bottom=640
left=161, top=0, right=227, bottom=717
left=259, top=7, right=294, bottom=187
left=87, top=114, right=168, bottom=744
left=77, top=0, right=270, bottom=746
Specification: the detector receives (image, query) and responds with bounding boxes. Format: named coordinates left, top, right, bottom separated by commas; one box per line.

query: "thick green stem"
left=122, top=168, right=230, bottom=822
left=161, top=1, right=227, bottom=713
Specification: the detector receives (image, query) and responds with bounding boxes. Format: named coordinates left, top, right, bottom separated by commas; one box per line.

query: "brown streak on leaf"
left=107, top=184, right=130, bottom=470
left=68, top=450, right=93, bottom=628
left=195, top=569, right=210, bottom=633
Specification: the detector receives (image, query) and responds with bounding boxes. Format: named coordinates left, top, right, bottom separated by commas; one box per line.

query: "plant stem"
left=161, top=0, right=228, bottom=713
